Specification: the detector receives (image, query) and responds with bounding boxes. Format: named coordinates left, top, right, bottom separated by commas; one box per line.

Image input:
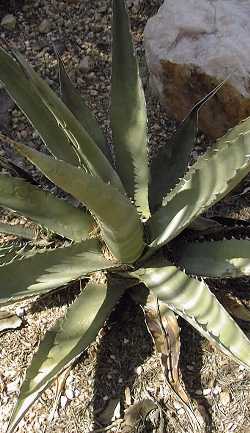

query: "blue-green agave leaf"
left=13, top=50, right=124, bottom=192
left=149, top=79, right=228, bottom=212
left=0, top=239, right=116, bottom=305
left=0, top=47, right=79, bottom=166
left=148, top=117, right=250, bottom=249
left=0, top=222, right=36, bottom=240
left=7, top=280, right=125, bottom=433
left=111, top=0, right=149, bottom=218
left=57, top=53, right=113, bottom=163
left=132, top=263, right=250, bottom=369
left=0, top=175, right=94, bottom=241
left=12, top=142, right=144, bottom=263
left=175, top=239, right=250, bottom=278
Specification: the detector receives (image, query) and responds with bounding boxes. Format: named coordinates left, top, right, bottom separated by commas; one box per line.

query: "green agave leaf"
left=0, top=47, right=79, bottom=166
left=148, top=117, right=250, bottom=248
left=13, top=51, right=124, bottom=192
left=149, top=79, right=228, bottom=212
left=0, top=241, right=30, bottom=266
left=188, top=216, right=222, bottom=232
left=12, top=142, right=144, bottom=263
left=175, top=239, right=250, bottom=278
left=7, top=280, right=125, bottom=433
left=111, top=0, right=149, bottom=218
left=0, top=239, right=116, bottom=305
left=0, top=175, right=94, bottom=241
left=132, top=263, right=250, bottom=369
left=57, top=53, right=113, bottom=163
left=0, top=222, right=36, bottom=240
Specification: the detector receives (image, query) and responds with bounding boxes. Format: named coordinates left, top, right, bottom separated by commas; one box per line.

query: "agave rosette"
left=0, top=0, right=249, bottom=431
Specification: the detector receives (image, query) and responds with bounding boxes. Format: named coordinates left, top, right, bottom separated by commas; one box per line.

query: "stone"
left=144, top=0, right=250, bottom=139
left=1, top=14, right=16, bottom=30
left=39, top=19, right=50, bottom=34
left=79, top=56, right=91, bottom=73
left=219, top=390, right=231, bottom=406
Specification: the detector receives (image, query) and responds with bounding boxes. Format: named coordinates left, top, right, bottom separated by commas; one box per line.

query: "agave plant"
left=0, top=0, right=249, bottom=431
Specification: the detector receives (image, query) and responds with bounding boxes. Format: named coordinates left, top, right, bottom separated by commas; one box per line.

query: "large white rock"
left=144, top=0, right=250, bottom=138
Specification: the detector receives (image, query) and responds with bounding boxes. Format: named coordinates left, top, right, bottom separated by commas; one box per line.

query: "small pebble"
left=39, top=19, right=50, bottom=34
left=6, top=378, right=20, bottom=394
left=65, top=388, right=74, bottom=400
left=212, top=385, right=222, bottom=395
left=173, top=401, right=182, bottom=410
left=136, top=366, right=142, bottom=375
left=1, top=14, right=16, bottom=30
left=79, top=56, right=90, bottom=73
left=60, top=395, right=68, bottom=408
left=219, top=390, right=231, bottom=406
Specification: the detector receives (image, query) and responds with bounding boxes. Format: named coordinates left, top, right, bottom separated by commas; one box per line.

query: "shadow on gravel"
left=92, top=293, right=154, bottom=431
left=179, top=320, right=214, bottom=433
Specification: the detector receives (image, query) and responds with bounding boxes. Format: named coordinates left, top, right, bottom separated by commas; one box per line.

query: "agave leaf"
left=132, top=263, right=250, bottom=369
left=57, top=53, right=113, bottom=163
left=0, top=241, right=33, bottom=267
left=12, top=142, right=144, bottom=263
left=188, top=216, right=222, bottom=232
left=111, top=0, right=149, bottom=218
left=0, top=47, right=79, bottom=166
left=0, top=222, right=36, bottom=240
left=148, top=117, right=250, bottom=248
left=7, top=280, right=125, bottom=433
left=13, top=51, right=124, bottom=192
left=175, top=239, right=250, bottom=278
left=149, top=80, right=228, bottom=212
left=0, top=239, right=116, bottom=305
left=0, top=175, right=94, bottom=241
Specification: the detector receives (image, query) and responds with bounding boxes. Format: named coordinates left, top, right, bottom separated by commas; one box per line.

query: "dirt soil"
left=0, top=1, right=250, bottom=433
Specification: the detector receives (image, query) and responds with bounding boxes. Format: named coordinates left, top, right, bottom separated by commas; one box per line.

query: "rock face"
left=144, top=0, right=250, bottom=139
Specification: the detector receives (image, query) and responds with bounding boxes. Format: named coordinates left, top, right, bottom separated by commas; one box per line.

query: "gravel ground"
left=0, top=1, right=250, bottom=433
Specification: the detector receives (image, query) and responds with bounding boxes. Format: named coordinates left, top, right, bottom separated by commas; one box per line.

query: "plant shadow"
left=92, top=292, right=154, bottom=431
left=179, top=319, right=214, bottom=433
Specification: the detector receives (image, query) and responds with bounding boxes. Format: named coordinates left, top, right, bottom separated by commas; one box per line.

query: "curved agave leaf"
left=148, top=117, right=250, bottom=248
left=132, top=263, right=250, bottom=369
left=0, top=222, right=36, bottom=240
left=0, top=175, right=94, bottom=241
left=175, top=239, right=250, bottom=278
left=13, top=51, right=124, bottom=192
left=7, top=280, right=125, bottom=433
left=111, top=0, right=149, bottom=218
left=57, top=53, right=113, bottom=163
left=0, top=47, right=79, bottom=166
left=12, top=142, right=144, bottom=263
left=149, top=79, right=229, bottom=212
left=0, top=239, right=116, bottom=305
left=188, top=216, right=222, bottom=232
left=0, top=242, right=30, bottom=266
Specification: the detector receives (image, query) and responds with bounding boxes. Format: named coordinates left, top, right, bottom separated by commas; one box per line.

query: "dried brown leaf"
left=222, top=293, right=250, bottom=322
left=143, top=294, right=193, bottom=409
